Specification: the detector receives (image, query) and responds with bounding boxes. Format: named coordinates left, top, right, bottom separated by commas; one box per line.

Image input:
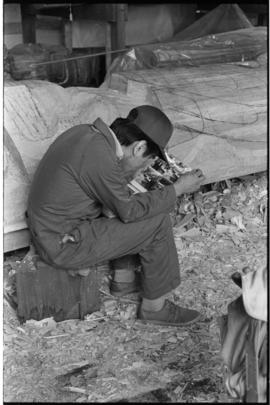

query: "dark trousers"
left=33, top=214, right=181, bottom=299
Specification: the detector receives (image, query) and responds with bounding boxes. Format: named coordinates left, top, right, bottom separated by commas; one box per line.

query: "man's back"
left=28, top=124, right=109, bottom=231
left=27, top=122, right=122, bottom=265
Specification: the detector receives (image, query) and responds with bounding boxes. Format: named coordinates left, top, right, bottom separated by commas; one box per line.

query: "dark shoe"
left=110, top=278, right=140, bottom=297
left=138, top=300, right=201, bottom=326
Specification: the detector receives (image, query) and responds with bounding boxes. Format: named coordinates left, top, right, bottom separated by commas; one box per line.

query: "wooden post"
left=111, top=4, right=127, bottom=60
left=105, top=23, right=112, bottom=71
left=63, top=19, right=73, bottom=51
left=20, top=4, right=36, bottom=44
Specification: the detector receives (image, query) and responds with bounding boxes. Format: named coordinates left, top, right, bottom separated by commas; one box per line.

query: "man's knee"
left=158, top=213, right=172, bottom=229
left=152, top=213, right=173, bottom=240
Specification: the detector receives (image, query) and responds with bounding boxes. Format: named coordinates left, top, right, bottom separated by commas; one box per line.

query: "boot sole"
left=137, top=313, right=202, bottom=327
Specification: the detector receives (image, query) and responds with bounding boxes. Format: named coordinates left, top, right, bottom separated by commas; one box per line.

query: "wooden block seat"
left=16, top=248, right=103, bottom=323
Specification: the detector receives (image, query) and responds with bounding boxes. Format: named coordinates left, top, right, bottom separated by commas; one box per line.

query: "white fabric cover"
left=242, top=265, right=267, bottom=322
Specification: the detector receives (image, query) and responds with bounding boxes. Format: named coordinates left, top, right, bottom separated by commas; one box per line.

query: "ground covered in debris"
left=3, top=172, right=267, bottom=403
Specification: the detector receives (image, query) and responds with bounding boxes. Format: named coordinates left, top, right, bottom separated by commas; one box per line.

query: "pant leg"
left=137, top=214, right=181, bottom=299
left=40, top=213, right=180, bottom=299
left=88, top=214, right=180, bottom=299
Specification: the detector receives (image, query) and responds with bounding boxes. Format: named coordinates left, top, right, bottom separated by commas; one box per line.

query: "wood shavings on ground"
left=3, top=172, right=266, bottom=403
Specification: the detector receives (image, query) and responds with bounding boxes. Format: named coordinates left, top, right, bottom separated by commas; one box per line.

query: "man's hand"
left=173, top=169, right=205, bottom=196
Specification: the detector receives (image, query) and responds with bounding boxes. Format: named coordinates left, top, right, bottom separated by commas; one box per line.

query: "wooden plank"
left=4, top=229, right=30, bottom=253
left=36, top=4, right=119, bottom=22
left=34, top=3, right=126, bottom=23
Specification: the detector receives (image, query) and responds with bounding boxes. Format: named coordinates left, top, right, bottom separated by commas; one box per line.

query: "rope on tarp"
left=29, top=47, right=130, bottom=68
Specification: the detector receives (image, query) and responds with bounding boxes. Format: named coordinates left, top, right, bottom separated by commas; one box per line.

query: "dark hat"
left=127, top=105, right=173, bottom=163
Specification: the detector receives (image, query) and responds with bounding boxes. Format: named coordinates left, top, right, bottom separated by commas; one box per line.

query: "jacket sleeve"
left=78, top=136, right=176, bottom=223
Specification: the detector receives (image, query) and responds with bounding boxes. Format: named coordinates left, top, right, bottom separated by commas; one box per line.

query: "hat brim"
left=132, top=124, right=169, bottom=164
left=158, top=147, right=169, bottom=164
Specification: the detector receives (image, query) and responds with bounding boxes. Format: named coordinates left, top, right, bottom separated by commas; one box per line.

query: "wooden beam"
left=63, top=20, right=73, bottom=51
left=111, top=4, right=127, bottom=60
left=72, top=4, right=118, bottom=21
left=4, top=22, right=22, bottom=35
left=37, top=4, right=118, bottom=21
left=4, top=228, right=30, bottom=253
left=105, top=23, right=112, bottom=71
left=20, top=4, right=36, bottom=43
left=4, top=16, right=63, bottom=35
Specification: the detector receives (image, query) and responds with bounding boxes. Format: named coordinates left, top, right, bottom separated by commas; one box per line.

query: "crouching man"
left=27, top=105, right=205, bottom=326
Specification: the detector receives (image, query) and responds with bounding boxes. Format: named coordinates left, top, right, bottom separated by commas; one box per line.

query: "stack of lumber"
left=108, top=61, right=267, bottom=184
left=106, top=27, right=267, bottom=74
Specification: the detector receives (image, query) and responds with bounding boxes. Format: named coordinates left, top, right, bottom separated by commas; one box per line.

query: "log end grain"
left=16, top=250, right=101, bottom=323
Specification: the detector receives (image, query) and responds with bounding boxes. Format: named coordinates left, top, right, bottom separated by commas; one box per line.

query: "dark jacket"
left=27, top=118, right=176, bottom=264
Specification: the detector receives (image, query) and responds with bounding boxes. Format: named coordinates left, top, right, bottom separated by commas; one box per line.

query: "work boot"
left=110, top=273, right=140, bottom=297
left=137, top=300, right=201, bottom=326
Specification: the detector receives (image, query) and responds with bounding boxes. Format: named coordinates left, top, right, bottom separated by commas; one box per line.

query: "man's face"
left=121, top=140, right=156, bottom=180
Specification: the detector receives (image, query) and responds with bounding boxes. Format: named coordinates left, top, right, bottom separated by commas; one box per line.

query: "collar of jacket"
left=92, top=118, right=123, bottom=160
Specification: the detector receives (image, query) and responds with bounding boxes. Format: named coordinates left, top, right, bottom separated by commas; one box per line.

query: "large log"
left=108, top=62, right=267, bottom=184
left=4, top=80, right=154, bottom=251
left=105, top=27, right=267, bottom=74
left=4, top=129, right=30, bottom=240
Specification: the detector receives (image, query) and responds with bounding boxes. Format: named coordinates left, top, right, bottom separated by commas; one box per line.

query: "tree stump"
left=16, top=249, right=101, bottom=323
